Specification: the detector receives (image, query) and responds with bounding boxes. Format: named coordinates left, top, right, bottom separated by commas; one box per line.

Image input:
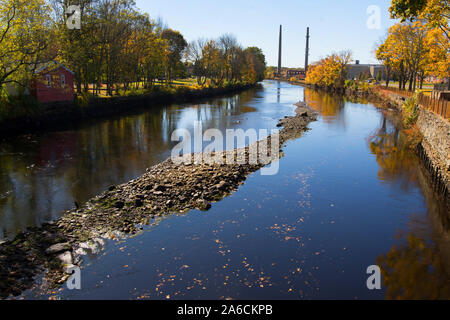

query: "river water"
left=4, top=80, right=449, bottom=299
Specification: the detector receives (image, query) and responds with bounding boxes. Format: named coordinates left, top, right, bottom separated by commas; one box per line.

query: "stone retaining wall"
left=375, top=88, right=449, bottom=197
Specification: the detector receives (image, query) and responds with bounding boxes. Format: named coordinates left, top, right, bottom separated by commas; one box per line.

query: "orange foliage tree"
left=305, top=51, right=352, bottom=90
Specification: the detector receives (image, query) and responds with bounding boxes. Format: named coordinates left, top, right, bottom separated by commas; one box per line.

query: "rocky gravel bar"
left=0, top=102, right=317, bottom=299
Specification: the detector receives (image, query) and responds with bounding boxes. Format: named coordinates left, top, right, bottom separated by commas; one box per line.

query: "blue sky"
left=136, top=0, right=397, bottom=67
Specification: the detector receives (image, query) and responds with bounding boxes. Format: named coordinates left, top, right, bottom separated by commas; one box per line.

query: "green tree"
left=161, top=28, right=187, bottom=84
left=0, top=0, right=55, bottom=90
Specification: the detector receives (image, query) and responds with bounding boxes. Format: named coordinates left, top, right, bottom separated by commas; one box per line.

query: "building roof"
left=34, top=61, right=74, bottom=75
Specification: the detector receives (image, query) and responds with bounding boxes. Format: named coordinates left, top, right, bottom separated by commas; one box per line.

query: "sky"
left=136, top=0, right=398, bottom=68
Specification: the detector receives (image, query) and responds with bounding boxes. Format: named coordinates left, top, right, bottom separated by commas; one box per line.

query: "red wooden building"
left=31, top=61, right=75, bottom=103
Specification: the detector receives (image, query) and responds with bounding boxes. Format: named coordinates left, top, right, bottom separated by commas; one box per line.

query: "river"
left=2, top=80, right=448, bottom=299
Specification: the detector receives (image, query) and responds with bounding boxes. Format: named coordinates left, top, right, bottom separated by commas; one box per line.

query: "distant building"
left=30, top=61, right=75, bottom=103
left=281, top=68, right=306, bottom=80
left=346, top=60, right=385, bottom=80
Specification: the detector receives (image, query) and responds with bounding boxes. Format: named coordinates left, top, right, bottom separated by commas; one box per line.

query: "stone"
left=114, top=201, right=125, bottom=209
left=215, top=181, right=228, bottom=190
left=153, top=184, right=166, bottom=191
left=197, top=199, right=211, bottom=211
left=57, top=251, right=73, bottom=265
left=135, top=199, right=143, bottom=207
left=45, top=243, right=72, bottom=255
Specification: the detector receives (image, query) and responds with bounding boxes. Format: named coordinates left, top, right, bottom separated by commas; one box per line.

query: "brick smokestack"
left=278, top=25, right=282, bottom=75
left=305, top=27, right=310, bottom=73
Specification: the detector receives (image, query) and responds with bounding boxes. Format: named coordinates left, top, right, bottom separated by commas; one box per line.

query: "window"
left=46, top=74, right=51, bottom=88
left=61, top=74, right=66, bottom=88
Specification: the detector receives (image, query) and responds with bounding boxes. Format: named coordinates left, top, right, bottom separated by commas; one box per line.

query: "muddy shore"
left=0, top=102, right=317, bottom=299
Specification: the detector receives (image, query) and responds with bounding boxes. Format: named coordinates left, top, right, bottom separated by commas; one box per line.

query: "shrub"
left=76, top=91, right=93, bottom=107
left=402, top=95, right=419, bottom=127
left=0, top=89, right=42, bottom=121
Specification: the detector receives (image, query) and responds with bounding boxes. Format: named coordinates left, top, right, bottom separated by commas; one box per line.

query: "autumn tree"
left=161, top=28, right=187, bottom=84
left=186, top=35, right=265, bottom=86
left=0, top=0, right=55, bottom=90
left=376, top=20, right=447, bottom=90
left=305, top=51, right=353, bottom=90
left=376, top=43, right=394, bottom=87
left=389, top=0, right=449, bottom=39
left=186, top=39, right=208, bottom=85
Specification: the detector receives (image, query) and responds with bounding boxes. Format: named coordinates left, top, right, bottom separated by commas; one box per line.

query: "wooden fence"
left=417, top=92, right=449, bottom=119
left=375, top=86, right=449, bottom=119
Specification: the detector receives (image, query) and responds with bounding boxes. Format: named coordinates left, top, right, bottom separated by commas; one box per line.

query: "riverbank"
left=0, top=102, right=317, bottom=299
left=372, top=87, right=449, bottom=203
left=0, top=83, right=258, bottom=137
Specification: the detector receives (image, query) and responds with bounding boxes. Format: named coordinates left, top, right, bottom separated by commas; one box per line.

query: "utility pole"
left=278, top=25, right=282, bottom=76
left=305, top=27, right=310, bottom=73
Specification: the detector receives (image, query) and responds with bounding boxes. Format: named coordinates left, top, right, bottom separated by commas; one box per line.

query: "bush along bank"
left=0, top=83, right=260, bottom=137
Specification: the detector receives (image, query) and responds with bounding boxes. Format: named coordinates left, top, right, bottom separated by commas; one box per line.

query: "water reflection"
left=0, top=87, right=279, bottom=239
left=304, top=89, right=345, bottom=122
left=377, top=233, right=450, bottom=299
left=368, top=113, right=419, bottom=189
left=367, top=109, right=450, bottom=299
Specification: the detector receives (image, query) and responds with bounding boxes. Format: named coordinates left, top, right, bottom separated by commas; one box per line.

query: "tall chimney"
left=278, top=25, right=282, bottom=76
left=305, top=27, right=310, bottom=73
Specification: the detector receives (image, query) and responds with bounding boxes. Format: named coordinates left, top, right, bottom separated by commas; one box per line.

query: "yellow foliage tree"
left=0, top=0, right=54, bottom=89
left=305, top=51, right=352, bottom=90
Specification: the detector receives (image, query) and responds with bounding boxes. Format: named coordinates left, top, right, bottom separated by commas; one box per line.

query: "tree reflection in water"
left=377, top=234, right=450, bottom=299
left=368, top=112, right=450, bottom=299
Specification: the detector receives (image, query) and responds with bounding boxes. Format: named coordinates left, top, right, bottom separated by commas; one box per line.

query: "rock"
left=215, top=181, right=228, bottom=190
left=197, top=199, right=211, bottom=211
left=114, top=201, right=125, bottom=209
left=153, top=184, right=166, bottom=192
left=57, top=251, right=73, bottom=265
left=45, top=243, right=72, bottom=255
left=135, top=199, right=143, bottom=207
left=108, top=185, right=116, bottom=191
